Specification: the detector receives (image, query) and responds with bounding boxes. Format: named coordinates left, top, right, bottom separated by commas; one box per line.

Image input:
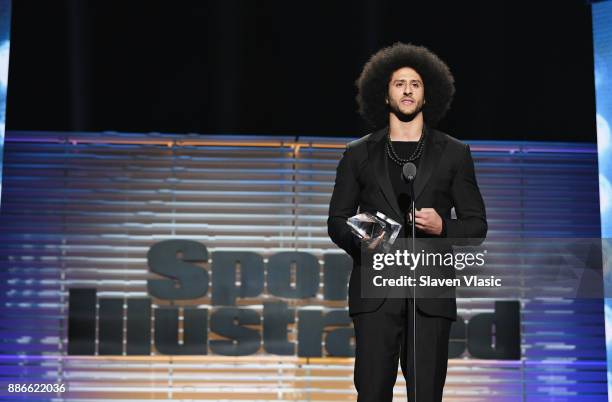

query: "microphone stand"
left=402, top=161, right=418, bottom=401
left=407, top=177, right=417, bottom=402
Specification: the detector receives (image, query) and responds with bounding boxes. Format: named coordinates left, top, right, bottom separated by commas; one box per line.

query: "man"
left=327, top=42, right=487, bottom=402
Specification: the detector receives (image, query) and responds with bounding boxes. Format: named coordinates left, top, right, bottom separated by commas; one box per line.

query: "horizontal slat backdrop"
left=0, top=130, right=606, bottom=401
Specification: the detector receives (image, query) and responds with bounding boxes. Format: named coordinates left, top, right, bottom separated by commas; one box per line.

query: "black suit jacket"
left=327, top=125, right=487, bottom=320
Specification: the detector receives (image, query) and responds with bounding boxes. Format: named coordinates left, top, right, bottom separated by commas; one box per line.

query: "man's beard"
left=389, top=99, right=425, bottom=122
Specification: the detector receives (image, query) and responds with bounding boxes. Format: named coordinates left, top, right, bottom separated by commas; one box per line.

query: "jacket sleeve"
left=443, top=144, right=488, bottom=245
left=327, top=145, right=361, bottom=260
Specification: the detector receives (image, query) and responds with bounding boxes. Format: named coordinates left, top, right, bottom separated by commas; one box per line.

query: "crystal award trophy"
left=346, top=211, right=402, bottom=252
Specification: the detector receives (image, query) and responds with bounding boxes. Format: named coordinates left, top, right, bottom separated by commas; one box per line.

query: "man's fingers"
left=413, top=208, right=440, bottom=234
left=415, top=208, right=436, bottom=217
left=368, top=237, right=382, bottom=250
left=414, top=217, right=427, bottom=225
left=363, top=232, right=386, bottom=251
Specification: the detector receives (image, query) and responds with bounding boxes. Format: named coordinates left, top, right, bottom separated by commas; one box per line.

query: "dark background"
left=5, top=0, right=597, bottom=141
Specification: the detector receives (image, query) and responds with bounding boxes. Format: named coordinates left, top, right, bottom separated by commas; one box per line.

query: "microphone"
left=401, top=162, right=417, bottom=182
left=401, top=161, right=417, bottom=229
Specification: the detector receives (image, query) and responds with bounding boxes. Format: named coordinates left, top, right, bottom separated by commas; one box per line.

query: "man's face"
left=386, top=67, right=425, bottom=121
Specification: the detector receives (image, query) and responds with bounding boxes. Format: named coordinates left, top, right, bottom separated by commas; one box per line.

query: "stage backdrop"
left=0, top=0, right=11, bottom=203
left=0, top=130, right=606, bottom=401
left=593, top=2, right=612, bottom=401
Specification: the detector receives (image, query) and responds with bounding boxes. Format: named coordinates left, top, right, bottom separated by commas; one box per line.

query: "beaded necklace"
left=385, top=127, right=426, bottom=166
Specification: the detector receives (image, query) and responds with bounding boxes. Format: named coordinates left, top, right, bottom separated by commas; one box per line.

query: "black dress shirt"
left=387, top=141, right=419, bottom=219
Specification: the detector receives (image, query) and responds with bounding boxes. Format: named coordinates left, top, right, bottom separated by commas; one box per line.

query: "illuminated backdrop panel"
left=0, top=131, right=606, bottom=401
left=593, top=2, right=612, bottom=400
left=0, top=0, right=11, bottom=203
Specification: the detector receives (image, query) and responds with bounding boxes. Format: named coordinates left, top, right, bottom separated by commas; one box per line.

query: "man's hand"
left=360, top=231, right=385, bottom=252
left=409, top=208, right=443, bottom=235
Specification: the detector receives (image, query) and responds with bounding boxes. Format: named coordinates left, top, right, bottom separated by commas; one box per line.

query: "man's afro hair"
left=356, top=42, right=455, bottom=129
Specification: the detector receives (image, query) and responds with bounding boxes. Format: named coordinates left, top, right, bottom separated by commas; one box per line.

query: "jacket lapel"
left=367, top=125, right=447, bottom=219
left=413, top=126, right=446, bottom=202
left=367, top=127, right=403, bottom=221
